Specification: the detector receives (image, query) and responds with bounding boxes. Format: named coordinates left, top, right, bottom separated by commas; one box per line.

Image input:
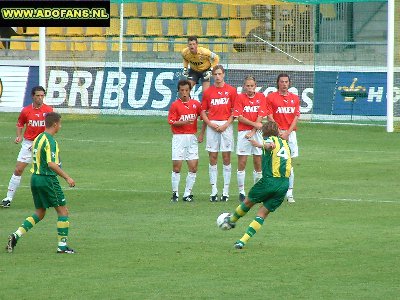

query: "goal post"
left=28, top=0, right=397, bottom=131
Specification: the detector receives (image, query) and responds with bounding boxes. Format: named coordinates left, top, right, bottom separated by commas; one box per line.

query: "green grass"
left=0, top=113, right=399, bottom=299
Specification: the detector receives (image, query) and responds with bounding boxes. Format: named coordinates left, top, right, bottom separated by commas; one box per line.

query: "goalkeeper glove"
left=182, top=68, right=189, bottom=78
left=203, top=69, right=212, bottom=80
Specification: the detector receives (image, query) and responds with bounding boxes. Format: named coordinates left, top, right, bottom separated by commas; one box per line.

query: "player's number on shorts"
left=276, top=147, right=289, bottom=160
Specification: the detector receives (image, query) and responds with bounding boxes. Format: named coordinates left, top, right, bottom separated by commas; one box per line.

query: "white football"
left=217, top=212, right=232, bottom=230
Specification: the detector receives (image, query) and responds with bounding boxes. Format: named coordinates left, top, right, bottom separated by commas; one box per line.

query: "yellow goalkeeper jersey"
left=181, top=46, right=220, bottom=72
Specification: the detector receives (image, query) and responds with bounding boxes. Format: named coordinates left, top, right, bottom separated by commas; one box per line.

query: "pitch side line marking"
left=0, top=184, right=397, bottom=204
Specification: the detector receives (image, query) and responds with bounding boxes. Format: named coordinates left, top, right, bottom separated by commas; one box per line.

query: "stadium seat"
left=320, top=4, right=337, bottom=19
left=226, top=19, right=243, bottom=37
left=47, top=27, right=64, bottom=36
left=187, top=19, right=203, bottom=37
left=126, top=19, right=144, bottom=36
left=173, top=37, right=187, bottom=52
left=182, top=3, right=199, bottom=18
left=141, top=2, right=159, bottom=18
left=49, top=37, right=68, bottom=51
left=206, top=19, right=223, bottom=37
left=31, top=38, right=39, bottom=51
left=238, top=5, right=253, bottom=19
left=145, top=19, right=163, bottom=36
left=153, top=37, right=169, bottom=52
left=161, top=3, right=178, bottom=18
left=25, top=27, right=39, bottom=35
left=221, top=5, right=238, bottom=19
left=71, top=37, right=88, bottom=51
left=132, top=37, right=149, bottom=52
left=91, top=37, right=108, bottom=51
left=105, top=19, right=121, bottom=36
left=86, top=27, right=104, bottom=36
left=110, top=3, right=119, bottom=17
left=244, top=19, right=262, bottom=36
left=10, top=36, right=27, bottom=50
left=201, top=4, right=219, bottom=18
left=212, top=38, right=233, bottom=53
left=123, top=3, right=138, bottom=17
left=111, top=37, right=128, bottom=51
left=167, top=19, right=184, bottom=37
left=66, top=27, right=85, bottom=36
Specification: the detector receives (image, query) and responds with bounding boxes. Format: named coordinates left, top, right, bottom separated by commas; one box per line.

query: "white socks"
left=6, top=174, right=22, bottom=200
left=183, top=172, right=196, bottom=197
left=253, top=170, right=262, bottom=183
left=209, top=164, right=218, bottom=196
left=171, top=171, right=180, bottom=196
left=237, top=170, right=245, bottom=194
left=222, top=164, right=231, bottom=196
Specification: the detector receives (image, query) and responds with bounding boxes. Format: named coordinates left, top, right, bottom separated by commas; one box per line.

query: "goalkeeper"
left=181, top=36, right=220, bottom=91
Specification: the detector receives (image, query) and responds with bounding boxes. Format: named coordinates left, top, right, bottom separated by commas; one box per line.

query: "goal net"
left=4, top=0, right=396, bottom=130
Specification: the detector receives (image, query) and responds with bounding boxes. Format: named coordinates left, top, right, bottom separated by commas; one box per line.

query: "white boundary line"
left=0, top=185, right=397, bottom=204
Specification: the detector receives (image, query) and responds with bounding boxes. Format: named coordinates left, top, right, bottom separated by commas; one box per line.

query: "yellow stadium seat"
left=86, top=27, right=104, bottom=36
left=91, top=37, right=108, bottom=51
left=226, top=19, right=242, bottom=37
left=167, top=19, right=184, bottom=36
left=212, top=38, right=233, bottom=53
left=105, top=18, right=120, bottom=35
left=49, top=37, right=68, bottom=51
left=145, top=19, right=163, bottom=36
left=161, top=3, right=178, bottom=18
left=10, top=36, right=27, bottom=50
left=233, top=38, right=246, bottom=52
left=187, top=19, right=203, bottom=37
left=126, top=19, right=143, bottom=36
left=182, top=3, right=199, bottom=18
left=25, top=27, right=39, bottom=35
left=110, top=3, right=119, bottom=17
left=66, top=27, right=84, bottom=36
left=70, top=37, right=88, bottom=51
left=244, top=19, right=261, bottom=36
left=132, top=37, right=149, bottom=52
left=206, top=20, right=223, bottom=37
left=238, top=5, right=253, bottom=19
left=47, top=27, right=64, bottom=36
left=221, top=5, right=238, bottom=19
left=320, top=4, right=337, bottom=19
left=111, top=37, right=128, bottom=51
left=124, top=3, right=138, bottom=17
left=31, top=38, right=39, bottom=51
left=201, top=4, right=218, bottom=18
left=153, top=37, right=169, bottom=52
left=141, top=2, right=159, bottom=18
left=173, top=37, right=187, bottom=52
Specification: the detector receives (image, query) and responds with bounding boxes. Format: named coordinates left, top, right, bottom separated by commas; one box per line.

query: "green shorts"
left=31, top=174, right=66, bottom=209
left=247, top=177, right=289, bottom=212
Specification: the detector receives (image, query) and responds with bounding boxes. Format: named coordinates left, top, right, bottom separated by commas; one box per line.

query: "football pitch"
left=0, top=112, right=399, bottom=299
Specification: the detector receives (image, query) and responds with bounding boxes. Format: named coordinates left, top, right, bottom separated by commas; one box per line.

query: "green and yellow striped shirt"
left=30, top=132, right=60, bottom=176
left=262, top=136, right=292, bottom=178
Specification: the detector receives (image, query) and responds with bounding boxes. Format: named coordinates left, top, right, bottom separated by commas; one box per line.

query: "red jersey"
left=233, top=92, right=267, bottom=131
left=266, top=91, right=300, bottom=131
left=17, top=103, right=53, bottom=141
left=168, top=98, right=202, bottom=134
left=201, top=83, right=237, bottom=121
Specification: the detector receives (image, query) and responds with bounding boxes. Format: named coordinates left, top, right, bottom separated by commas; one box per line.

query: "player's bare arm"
left=48, top=162, right=75, bottom=187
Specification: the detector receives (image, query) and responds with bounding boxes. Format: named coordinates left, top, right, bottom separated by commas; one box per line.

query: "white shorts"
left=17, top=139, right=33, bottom=163
left=236, top=130, right=263, bottom=156
left=172, top=134, right=199, bottom=161
left=282, top=130, right=299, bottom=158
left=205, top=121, right=234, bottom=152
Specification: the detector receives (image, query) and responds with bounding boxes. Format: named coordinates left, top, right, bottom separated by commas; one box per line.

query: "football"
left=217, top=212, right=232, bottom=230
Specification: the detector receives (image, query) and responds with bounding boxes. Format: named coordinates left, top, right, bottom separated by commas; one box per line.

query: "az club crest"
left=338, top=78, right=367, bottom=102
